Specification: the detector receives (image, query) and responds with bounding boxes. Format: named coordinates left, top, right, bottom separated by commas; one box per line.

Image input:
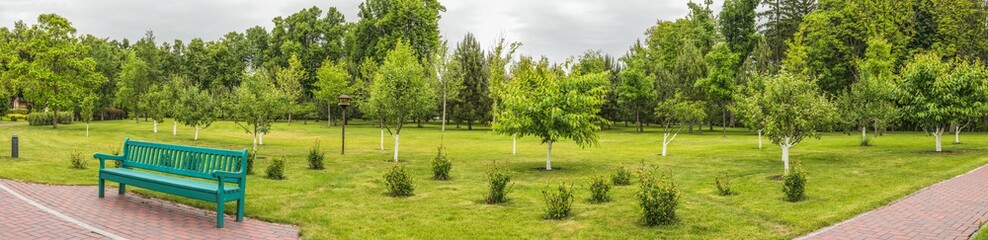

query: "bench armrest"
left=93, top=153, right=125, bottom=169
left=211, top=170, right=244, bottom=179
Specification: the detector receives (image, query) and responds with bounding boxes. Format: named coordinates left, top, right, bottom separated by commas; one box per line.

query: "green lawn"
left=1, top=119, right=987, bottom=239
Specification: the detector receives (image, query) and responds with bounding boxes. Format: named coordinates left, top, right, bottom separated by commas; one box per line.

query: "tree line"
left=2, top=0, right=988, bottom=171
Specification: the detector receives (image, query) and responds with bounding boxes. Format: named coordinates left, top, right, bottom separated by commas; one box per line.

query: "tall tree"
left=7, top=14, right=105, bottom=128
left=758, top=0, right=817, bottom=65
left=140, top=84, right=170, bottom=133
left=617, top=43, right=657, bottom=133
left=487, top=36, right=521, bottom=153
left=232, top=70, right=288, bottom=155
left=268, top=6, right=348, bottom=96
left=451, top=33, right=491, bottom=130
left=696, top=43, right=740, bottom=137
left=173, top=77, right=217, bottom=141
left=720, top=0, right=761, bottom=60
left=432, top=39, right=464, bottom=141
left=367, top=41, right=435, bottom=162
left=115, top=52, right=152, bottom=122
left=349, top=0, right=445, bottom=65
left=493, top=57, right=610, bottom=170
left=896, top=54, right=988, bottom=152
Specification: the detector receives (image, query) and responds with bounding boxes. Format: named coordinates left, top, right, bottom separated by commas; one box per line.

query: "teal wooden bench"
left=93, top=138, right=248, bottom=228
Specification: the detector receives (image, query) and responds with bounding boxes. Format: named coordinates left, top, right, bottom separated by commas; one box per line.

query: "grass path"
left=0, top=119, right=986, bottom=239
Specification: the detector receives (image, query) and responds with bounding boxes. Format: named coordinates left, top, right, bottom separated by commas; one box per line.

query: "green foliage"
left=116, top=51, right=153, bottom=119
left=232, top=70, right=289, bottom=153
left=719, top=0, right=760, bottom=58
left=276, top=55, right=306, bottom=120
left=69, top=151, right=87, bottom=169
left=758, top=0, right=816, bottom=64
left=140, top=84, right=170, bottom=124
left=492, top=57, right=610, bottom=169
left=314, top=58, right=353, bottom=122
left=307, top=141, right=325, bottom=170
left=451, top=33, right=491, bottom=129
left=348, top=0, right=445, bottom=64
left=715, top=174, right=734, bottom=196
left=485, top=165, right=512, bottom=204
left=368, top=41, right=436, bottom=161
left=637, top=167, right=679, bottom=226
left=431, top=147, right=452, bottom=180
left=897, top=54, right=988, bottom=150
left=172, top=76, right=216, bottom=135
left=617, top=46, right=658, bottom=132
left=27, top=112, right=72, bottom=126
left=588, top=175, right=611, bottom=203
left=383, top=164, right=415, bottom=197
left=697, top=43, right=740, bottom=104
left=655, top=92, right=707, bottom=132
left=246, top=150, right=255, bottom=175
left=782, top=164, right=807, bottom=202
left=838, top=38, right=897, bottom=144
left=542, top=183, right=575, bottom=220
left=111, top=146, right=122, bottom=168
left=266, top=158, right=286, bottom=180
left=612, top=166, right=633, bottom=186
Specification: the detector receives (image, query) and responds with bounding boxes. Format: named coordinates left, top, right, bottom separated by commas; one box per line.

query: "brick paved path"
left=800, top=165, right=988, bottom=240
left=0, top=179, right=299, bottom=239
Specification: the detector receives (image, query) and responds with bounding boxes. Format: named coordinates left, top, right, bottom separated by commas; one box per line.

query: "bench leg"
left=236, top=199, right=244, bottom=222
left=216, top=202, right=225, bottom=228
left=118, top=184, right=126, bottom=195
left=98, top=179, right=105, bottom=198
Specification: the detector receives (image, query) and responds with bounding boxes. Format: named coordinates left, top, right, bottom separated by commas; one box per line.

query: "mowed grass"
left=1, top=119, right=987, bottom=239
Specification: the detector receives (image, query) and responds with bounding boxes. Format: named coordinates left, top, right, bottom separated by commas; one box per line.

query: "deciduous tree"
left=367, top=41, right=435, bottom=162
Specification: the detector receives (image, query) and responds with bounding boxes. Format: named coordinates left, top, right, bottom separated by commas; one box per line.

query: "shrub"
left=266, top=158, right=286, bottom=180
left=10, top=109, right=29, bottom=115
left=102, top=108, right=126, bottom=120
left=8, top=115, right=16, bottom=122
left=783, top=165, right=807, bottom=202
left=69, top=151, right=87, bottom=169
left=485, top=165, right=512, bottom=204
left=588, top=175, right=611, bottom=203
left=111, top=146, right=122, bottom=168
left=638, top=167, right=678, bottom=226
left=612, top=166, right=633, bottom=186
left=431, top=147, right=452, bottom=180
left=307, top=141, right=325, bottom=170
left=860, top=137, right=871, bottom=146
left=246, top=151, right=256, bottom=175
left=715, top=174, right=734, bottom=196
left=384, top=164, right=415, bottom=197
left=27, top=112, right=72, bottom=126
left=542, top=183, right=575, bottom=219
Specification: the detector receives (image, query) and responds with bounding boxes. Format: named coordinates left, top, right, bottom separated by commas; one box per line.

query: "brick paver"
left=801, top=165, right=988, bottom=240
left=0, top=179, right=299, bottom=239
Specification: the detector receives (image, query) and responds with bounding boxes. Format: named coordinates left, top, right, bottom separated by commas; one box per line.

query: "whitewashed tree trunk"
left=86, top=123, right=90, bottom=137
left=328, top=106, right=332, bottom=127
left=781, top=144, right=790, bottom=174
left=393, top=134, right=400, bottom=162
left=757, top=129, right=763, bottom=149
left=194, top=125, right=200, bottom=141
left=172, top=121, right=177, bottom=136
left=662, top=133, right=670, bottom=157
left=861, top=126, right=867, bottom=144
left=546, top=141, right=553, bottom=170
left=934, top=127, right=943, bottom=152
left=380, top=128, right=385, bottom=150
left=955, top=125, right=962, bottom=144
left=512, top=134, right=517, bottom=155
left=153, top=120, right=158, bottom=133
left=259, top=132, right=264, bottom=145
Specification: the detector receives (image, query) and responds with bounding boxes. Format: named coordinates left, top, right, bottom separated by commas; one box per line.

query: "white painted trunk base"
left=259, top=132, right=264, bottom=145
left=393, top=134, right=400, bottom=162
left=86, top=124, right=90, bottom=137
left=380, top=128, right=385, bottom=150
left=546, top=141, right=553, bottom=170
left=757, top=130, right=763, bottom=149
left=153, top=120, right=158, bottom=133
left=173, top=121, right=177, bottom=136
left=194, top=125, right=200, bottom=141
left=512, top=135, right=517, bottom=155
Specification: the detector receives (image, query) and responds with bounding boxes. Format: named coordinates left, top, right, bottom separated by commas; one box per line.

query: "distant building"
left=10, top=97, right=30, bottom=110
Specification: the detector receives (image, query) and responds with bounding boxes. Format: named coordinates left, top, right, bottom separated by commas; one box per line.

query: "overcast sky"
left=0, top=0, right=722, bottom=63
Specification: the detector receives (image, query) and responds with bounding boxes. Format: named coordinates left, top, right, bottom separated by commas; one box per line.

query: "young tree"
left=752, top=71, right=836, bottom=173
left=452, top=33, right=491, bottom=130
left=493, top=57, right=610, bottom=170
left=79, top=95, right=97, bottom=137
left=897, top=54, right=988, bottom=152
left=276, top=55, right=305, bottom=124
left=433, top=39, right=464, bottom=143
left=173, top=77, right=216, bottom=141
left=314, top=58, right=352, bottom=127
left=733, top=73, right=769, bottom=149
left=617, top=45, right=657, bottom=133
left=838, top=38, right=896, bottom=146
left=488, top=37, right=521, bottom=153
left=367, top=41, right=435, bottom=162
left=655, top=93, right=706, bottom=157
left=7, top=14, right=104, bottom=128
left=140, top=84, right=170, bottom=133
left=232, top=70, right=288, bottom=155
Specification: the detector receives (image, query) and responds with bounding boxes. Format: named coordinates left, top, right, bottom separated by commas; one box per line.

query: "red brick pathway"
left=801, top=165, right=988, bottom=240
left=0, top=179, right=299, bottom=239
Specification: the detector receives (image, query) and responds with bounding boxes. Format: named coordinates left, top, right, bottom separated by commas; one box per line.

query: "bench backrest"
left=121, top=138, right=248, bottom=183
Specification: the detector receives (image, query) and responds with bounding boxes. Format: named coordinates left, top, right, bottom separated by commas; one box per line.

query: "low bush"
left=715, top=174, right=734, bottom=196
left=111, top=146, right=122, bottom=168
left=588, top=175, right=611, bottom=203
left=102, top=108, right=126, bottom=120
left=783, top=164, right=807, bottom=202
left=69, top=151, right=87, bottom=169
left=384, top=164, right=415, bottom=197
left=27, top=112, right=72, bottom=126
left=10, top=109, right=29, bottom=115
left=542, top=183, right=575, bottom=219
left=485, top=165, right=512, bottom=204
left=8, top=115, right=17, bottom=122
left=431, top=147, right=452, bottom=180
left=638, top=167, right=679, bottom=226
left=246, top=151, right=255, bottom=175
left=307, top=141, right=325, bottom=170
left=612, top=166, right=633, bottom=186
left=266, top=158, right=286, bottom=180
left=860, top=137, right=872, bottom=146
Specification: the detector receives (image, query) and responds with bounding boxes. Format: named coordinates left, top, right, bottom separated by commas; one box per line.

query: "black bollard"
left=11, top=134, right=18, bottom=158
